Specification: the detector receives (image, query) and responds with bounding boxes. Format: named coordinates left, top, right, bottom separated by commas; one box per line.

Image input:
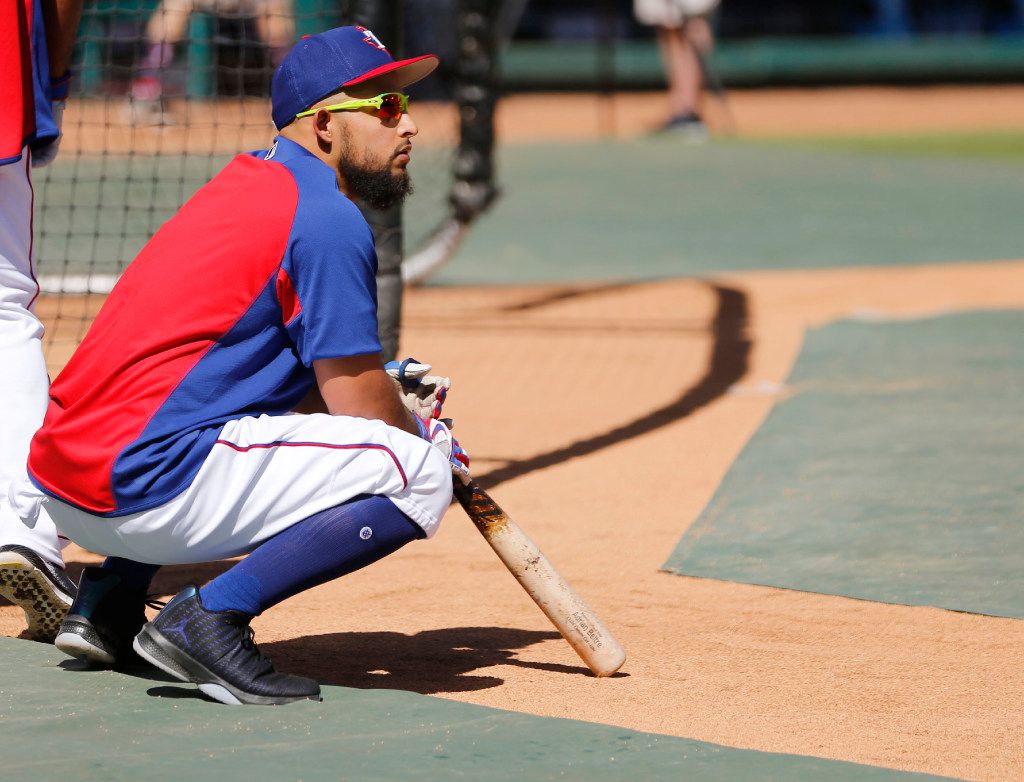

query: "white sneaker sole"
left=133, top=629, right=319, bottom=706
left=132, top=634, right=243, bottom=706
left=0, top=553, right=73, bottom=642
left=54, top=630, right=116, bottom=666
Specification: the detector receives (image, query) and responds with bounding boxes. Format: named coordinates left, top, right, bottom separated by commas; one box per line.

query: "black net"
left=33, top=0, right=498, bottom=368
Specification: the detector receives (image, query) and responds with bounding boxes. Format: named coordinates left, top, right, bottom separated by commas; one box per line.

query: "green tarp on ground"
left=0, top=637, right=951, bottom=780
left=438, top=139, right=1024, bottom=283
left=36, top=139, right=1024, bottom=284
left=664, top=310, right=1024, bottom=618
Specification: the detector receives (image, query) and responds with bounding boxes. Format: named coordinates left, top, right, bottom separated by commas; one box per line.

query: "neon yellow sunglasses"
left=295, top=92, right=410, bottom=121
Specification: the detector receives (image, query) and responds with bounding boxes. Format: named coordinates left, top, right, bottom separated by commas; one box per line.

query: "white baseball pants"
left=0, top=151, right=64, bottom=567
left=634, top=0, right=719, bottom=27
left=14, top=412, right=454, bottom=565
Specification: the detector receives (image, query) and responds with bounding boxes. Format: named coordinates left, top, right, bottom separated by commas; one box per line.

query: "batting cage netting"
left=34, top=0, right=504, bottom=367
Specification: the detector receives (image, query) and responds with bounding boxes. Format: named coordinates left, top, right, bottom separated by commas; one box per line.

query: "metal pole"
left=452, top=0, right=499, bottom=223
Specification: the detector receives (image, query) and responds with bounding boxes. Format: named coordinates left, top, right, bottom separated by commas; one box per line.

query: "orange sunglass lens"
left=379, top=94, right=404, bottom=119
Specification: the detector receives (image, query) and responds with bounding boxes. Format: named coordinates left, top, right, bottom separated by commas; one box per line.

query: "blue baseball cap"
left=271, top=26, right=438, bottom=130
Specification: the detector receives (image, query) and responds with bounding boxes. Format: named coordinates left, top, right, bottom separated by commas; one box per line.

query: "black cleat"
left=133, top=586, right=321, bottom=706
left=0, top=544, right=76, bottom=642
left=55, top=567, right=163, bottom=666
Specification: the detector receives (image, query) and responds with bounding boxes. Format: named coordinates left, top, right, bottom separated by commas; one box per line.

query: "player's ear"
left=312, top=108, right=333, bottom=144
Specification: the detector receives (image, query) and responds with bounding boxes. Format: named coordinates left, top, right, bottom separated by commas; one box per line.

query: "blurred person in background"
left=129, top=0, right=294, bottom=123
left=634, top=0, right=719, bottom=139
left=0, top=0, right=85, bottom=640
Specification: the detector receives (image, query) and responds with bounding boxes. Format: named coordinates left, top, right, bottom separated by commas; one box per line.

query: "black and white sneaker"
left=656, top=111, right=709, bottom=143
left=55, top=567, right=163, bottom=666
left=133, top=586, right=321, bottom=706
left=0, top=544, right=77, bottom=642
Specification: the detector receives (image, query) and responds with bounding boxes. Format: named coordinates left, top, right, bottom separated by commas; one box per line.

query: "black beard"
left=339, top=154, right=413, bottom=211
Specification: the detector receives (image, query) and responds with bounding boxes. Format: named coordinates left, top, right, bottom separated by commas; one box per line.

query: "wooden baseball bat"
left=453, top=479, right=626, bottom=677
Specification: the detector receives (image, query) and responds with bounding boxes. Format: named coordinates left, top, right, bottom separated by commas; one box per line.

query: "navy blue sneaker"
left=133, top=586, right=321, bottom=706
left=55, top=567, right=162, bottom=666
left=0, top=544, right=76, bottom=642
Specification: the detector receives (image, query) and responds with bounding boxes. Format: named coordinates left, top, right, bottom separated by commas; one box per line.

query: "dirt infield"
left=56, top=85, right=1024, bottom=156
left=497, top=85, right=1024, bottom=140
left=5, top=260, right=1023, bottom=780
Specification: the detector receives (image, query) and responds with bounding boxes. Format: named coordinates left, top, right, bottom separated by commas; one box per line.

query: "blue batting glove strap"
left=385, top=357, right=431, bottom=387
left=398, top=357, right=421, bottom=385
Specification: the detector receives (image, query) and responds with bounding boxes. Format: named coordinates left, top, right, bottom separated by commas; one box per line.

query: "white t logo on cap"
left=357, top=25, right=388, bottom=53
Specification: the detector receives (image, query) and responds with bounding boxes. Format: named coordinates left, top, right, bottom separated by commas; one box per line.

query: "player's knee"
left=410, top=439, right=453, bottom=503
left=395, top=433, right=453, bottom=537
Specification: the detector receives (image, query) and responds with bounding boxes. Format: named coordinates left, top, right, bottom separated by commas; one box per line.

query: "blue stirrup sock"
left=99, top=557, right=161, bottom=591
left=199, top=494, right=423, bottom=617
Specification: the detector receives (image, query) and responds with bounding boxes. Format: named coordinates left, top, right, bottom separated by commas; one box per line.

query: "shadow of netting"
left=476, top=283, right=751, bottom=490
left=38, top=283, right=750, bottom=606
left=498, top=282, right=639, bottom=313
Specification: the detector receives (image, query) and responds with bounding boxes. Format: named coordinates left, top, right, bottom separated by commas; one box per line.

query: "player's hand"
left=420, top=417, right=470, bottom=485
left=385, top=357, right=450, bottom=420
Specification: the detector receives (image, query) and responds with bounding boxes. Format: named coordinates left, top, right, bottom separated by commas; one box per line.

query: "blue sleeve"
left=282, top=199, right=381, bottom=365
left=27, top=0, right=58, bottom=152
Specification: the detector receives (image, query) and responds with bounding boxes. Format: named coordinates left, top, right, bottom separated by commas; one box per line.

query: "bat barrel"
left=455, top=481, right=626, bottom=677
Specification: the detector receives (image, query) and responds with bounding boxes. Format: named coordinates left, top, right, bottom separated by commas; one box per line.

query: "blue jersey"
left=30, top=137, right=380, bottom=514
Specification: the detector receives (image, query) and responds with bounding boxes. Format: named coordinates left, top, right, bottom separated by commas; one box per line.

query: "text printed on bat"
left=566, top=612, right=605, bottom=651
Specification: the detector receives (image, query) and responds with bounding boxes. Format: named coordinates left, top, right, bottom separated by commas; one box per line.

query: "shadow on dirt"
left=476, top=283, right=751, bottom=490
left=261, top=626, right=576, bottom=694
left=77, top=625, right=573, bottom=703
left=499, top=282, right=637, bottom=312
left=104, top=626, right=573, bottom=700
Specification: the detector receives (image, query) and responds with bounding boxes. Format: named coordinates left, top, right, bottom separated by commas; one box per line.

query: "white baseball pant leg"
left=0, top=151, right=64, bottom=567
left=634, top=0, right=720, bottom=27
left=25, top=412, right=454, bottom=565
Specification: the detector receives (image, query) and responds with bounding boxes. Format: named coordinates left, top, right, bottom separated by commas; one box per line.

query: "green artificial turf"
left=772, top=131, right=1024, bottom=160
left=0, top=636, right=956, bottom=780
left=664, top=309, right=1024, bottom=618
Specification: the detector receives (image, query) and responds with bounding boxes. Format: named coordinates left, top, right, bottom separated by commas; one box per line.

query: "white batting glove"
left=418, top=417, right=471, bottom=485
left=385, top=357, right=451, bottom=420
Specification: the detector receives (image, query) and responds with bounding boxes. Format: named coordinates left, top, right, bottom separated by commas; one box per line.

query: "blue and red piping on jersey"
left=214, top=439, right=409, bottom=490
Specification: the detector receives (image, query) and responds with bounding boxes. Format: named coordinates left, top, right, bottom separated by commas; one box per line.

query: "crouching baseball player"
left=9, top=26, right=468, bottom=706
